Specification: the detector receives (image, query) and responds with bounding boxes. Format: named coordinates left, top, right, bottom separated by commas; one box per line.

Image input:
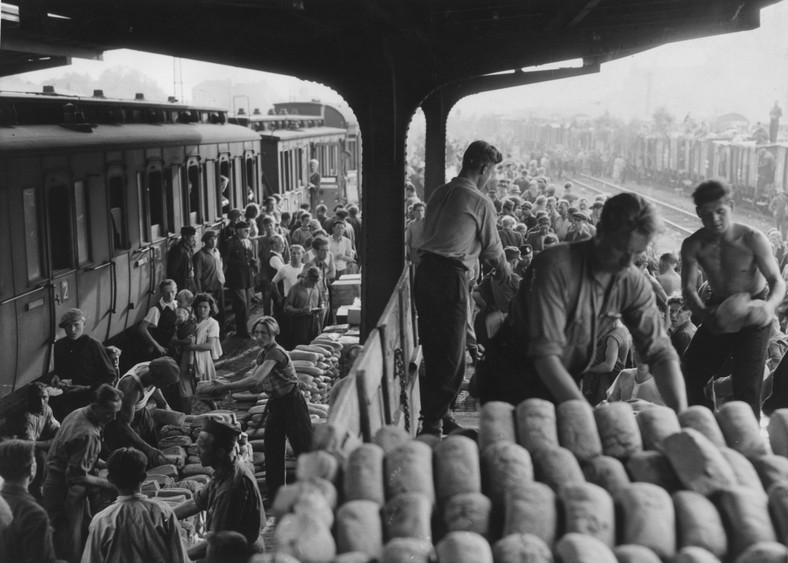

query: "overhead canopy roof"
left=1, top=0, right=780, bottom=104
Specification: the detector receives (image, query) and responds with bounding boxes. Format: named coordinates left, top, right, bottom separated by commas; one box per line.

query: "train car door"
left=11, top=185, right=52, bottom=391
left=0, top=183, right=21, bottom=397
left=106, top=164, right=133, bottom=335
left=43, top=172, right=80, bottom=358
left=73, top=175, right=113, bottom=342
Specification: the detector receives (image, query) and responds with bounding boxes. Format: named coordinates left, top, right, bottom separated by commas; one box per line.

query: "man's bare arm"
left=680, top=236, right=708, bottom=320
left=533, top=355, right=585, bottom=403
left=649, top=357, right=687, bottom=413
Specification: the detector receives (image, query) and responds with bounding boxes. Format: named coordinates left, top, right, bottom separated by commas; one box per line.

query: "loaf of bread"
left=678, top=406, right=726, bottom=448
left=673, top=546, right=723, bottom=563
left=478, top=401, right=517, bottom=452
left=583, top=455, right=631, bottom=498
left=379, top=538, right=432, bottom=563
left=435, top=531, right=492, bottom=563
left=557, top=400, right=603, bottom=462
left=752, top=455, right=788, bottom=491
left=767, top=480, right=788, bottom=545
left=626, top=450, right=683, bottom=493
left=382, top=492, right=432, bottom=542
left=384, top=441, right=434, bottom=504
left=272, top=479, right=338, bottom=517
left=672, top=490, right=728, bottom=559
left=335, top=500, right=383, bottom=558
left=636, top=404, right=681, bottom=451
left=616, top=482, right=675, bottom=559
left=767, top=409, right=788, bottom=456
left=663, top=428, right=737, bottom=495
left=733, top=542, right=788, bottom=563
left=373, top=425, right=411, bottom=453
left=274, top=512, right=336, bottom=563
left=553, top=533, right=617, bottom=563
left=344, top=444, right=385, bottom=504
left=442, top=492, right=492, bottom=538
left=532, top=446, right=585, bottom=490
left=434, top=436, right=482, bottom=504
left=594, top=401, right=642, bottom=460
left=515, top=399, right=558, bottom=453
left=714, top=486, right=777, bottom=560
left=248, top=551, right=300, bottom=562
left=481, top=441, right=533, bottom=507
left=720, top=448, right=766, bottom=498
left=612, top=544, right=662, bottom=563
left=558, top=482, right=615, bottom=547
left=289, top=486, right=334, bottom=528
left=492, top=533, right=554, bottom=563
left=297, top=450, right=340, bottom=484
left=503, top=481, right=557, bottom=544
left=715, top=401, right=769, bottom=459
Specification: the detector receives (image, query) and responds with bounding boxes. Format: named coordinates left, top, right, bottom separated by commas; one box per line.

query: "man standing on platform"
left=224, top=221, right=257, bottom=338
left=167, top=226, right=197, bottom=293
left=681, top=179, right=785, bottom=418
left=193, top=230, right=226, bottom=336
left=414, top=140, right=508, bottom=435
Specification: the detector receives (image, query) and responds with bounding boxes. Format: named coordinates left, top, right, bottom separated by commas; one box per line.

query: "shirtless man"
left=681, top=179, right=786, bottom=417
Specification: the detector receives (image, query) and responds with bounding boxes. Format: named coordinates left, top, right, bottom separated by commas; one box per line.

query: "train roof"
left=0, top=122, right=261, bottom=155
left=257, top=126, right=348, bottom=142
left=0, top=89, right=224, bottom=112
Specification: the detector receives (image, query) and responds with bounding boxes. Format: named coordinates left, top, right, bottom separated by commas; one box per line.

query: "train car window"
left=46, top=184, right=75, bottom=271
left=166, top=168, right=179, bottom=234
left=203, top=161, right=218, bottom=220
left=147, top=168, right=166, bottom=240
left=244, top=153, right=256, bottom=202
left=0, top=189, right=12, bottom=299
left=22, top=188, right=43, bottom=281
left=108, top=173, right=129, bottom=251
left=183, top=162, right=202, bottom=225
left=218, top=159, right=231, bottom=214
left=74, top=181, right=91, bottom=264
left=297, top=148, right=305, bottom=187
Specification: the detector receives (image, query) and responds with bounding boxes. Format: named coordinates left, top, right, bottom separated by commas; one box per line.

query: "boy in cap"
left=174, top=419, right=265, bottom=560
left=52, top=308, right=117, bottom=417
left=104, top=357, right=180, bottom=467
left=224, top=220, right=257, bottom=338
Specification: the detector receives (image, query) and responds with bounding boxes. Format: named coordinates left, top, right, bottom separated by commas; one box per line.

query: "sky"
left=2, top=1, right=787, bottom=123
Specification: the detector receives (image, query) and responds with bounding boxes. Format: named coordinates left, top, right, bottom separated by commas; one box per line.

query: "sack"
left=344, top=261, right=360, bottom=275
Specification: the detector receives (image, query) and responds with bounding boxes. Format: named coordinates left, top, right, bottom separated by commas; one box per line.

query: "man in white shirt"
left=328, top=220, right=355, bottom=278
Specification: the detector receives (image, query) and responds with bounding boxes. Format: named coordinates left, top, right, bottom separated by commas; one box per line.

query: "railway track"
left=573, top=174, right=697, bottom=237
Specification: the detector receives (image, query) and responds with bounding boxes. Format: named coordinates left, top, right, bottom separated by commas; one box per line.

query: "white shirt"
left=329, top=236, right=355, bottom=270
left=272, top=264, right=304, bottom=296
left=142, top=298, right=177, bottom=327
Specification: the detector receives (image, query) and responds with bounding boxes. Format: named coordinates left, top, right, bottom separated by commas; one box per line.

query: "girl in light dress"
left=180, top=293, right=222, bottom=413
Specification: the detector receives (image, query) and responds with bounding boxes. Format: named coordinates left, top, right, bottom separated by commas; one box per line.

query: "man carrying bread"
left=681, top=178, right=785, bottom=418
left=478, top=193, right=687, bottom=413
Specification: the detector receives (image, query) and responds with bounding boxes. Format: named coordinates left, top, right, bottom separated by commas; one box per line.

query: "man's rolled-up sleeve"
left=622, top=273, right=678, bottom=367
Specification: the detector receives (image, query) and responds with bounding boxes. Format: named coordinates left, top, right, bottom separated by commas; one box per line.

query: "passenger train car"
left=0, top=88, right=265, bottom=403
left=230, top=100, right=361, bottom=212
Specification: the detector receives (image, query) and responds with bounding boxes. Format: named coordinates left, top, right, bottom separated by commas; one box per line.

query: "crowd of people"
left=0, top=193, right=362, bottom=562
left=411, top=140, right=788, bottom=436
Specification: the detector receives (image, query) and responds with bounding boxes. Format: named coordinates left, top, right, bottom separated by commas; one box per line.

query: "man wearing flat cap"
left=224, top=221, right=258, bottom=338
left=167, top=226, right=198, bottom=294
left=104, top=357, right=180, bottom=467
left=52, top=308, right=117, bottom=417
left=174, top=419, right=264, bottom=560
left=526, top=215, right=554, bottom=254
left=565, top=209, right=596, bottom=242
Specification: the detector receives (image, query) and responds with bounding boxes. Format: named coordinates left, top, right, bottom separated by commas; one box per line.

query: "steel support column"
left=347, top=83, right=416, bottom=338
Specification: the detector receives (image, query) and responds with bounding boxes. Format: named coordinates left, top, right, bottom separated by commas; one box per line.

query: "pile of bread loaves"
left=250, top=400, right=788, bottom=563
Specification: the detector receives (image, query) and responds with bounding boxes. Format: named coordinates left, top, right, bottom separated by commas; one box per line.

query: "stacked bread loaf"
left=256, top=400, right=788, bottom=562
